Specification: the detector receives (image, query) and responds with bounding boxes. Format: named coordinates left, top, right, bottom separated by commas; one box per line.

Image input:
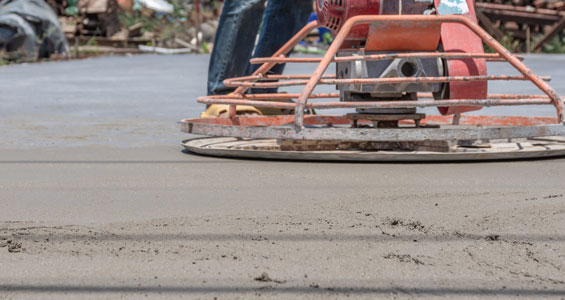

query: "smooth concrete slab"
left=1, top=54, right=564, bottom=299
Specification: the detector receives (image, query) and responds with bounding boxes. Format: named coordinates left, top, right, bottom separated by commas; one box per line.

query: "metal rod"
left=197, top=97, right=552, bottom=109
left=194, top=0, right=200, bottom=50
left=526, top=26, right=531, bottom=53
left=292, top=15, right=564, bottom=127
left=182, top=114, right=558, bottom=128
left=294, top=18, right=352, bottom=130
left=227, top=74, right=336, bottom=82
left=204, top=93, right=550, bottom=100
left=442, top=15, right=564, bottom=122
left=417, top=93, right=551, bottom=99
left=225, top=75, right=551, bottom=88
left=204, top=93, right=340, bottom=100
left=250, top=53, right=525, bottom=64
left=182, top=120, right=565, bottom=142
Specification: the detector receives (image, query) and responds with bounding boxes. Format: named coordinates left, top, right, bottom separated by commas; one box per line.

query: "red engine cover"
left=434, top=0, right=487, bottom=115
left=318, top=0, right=487, bottom=115
left=316, top=0, right=380, bottom=48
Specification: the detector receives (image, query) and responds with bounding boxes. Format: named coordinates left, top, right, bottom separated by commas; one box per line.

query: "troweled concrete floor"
left=0, top=54, right=564, bottom=299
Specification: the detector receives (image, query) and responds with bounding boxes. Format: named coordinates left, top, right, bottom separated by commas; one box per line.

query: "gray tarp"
left=0, top=0, right=69, bottom=61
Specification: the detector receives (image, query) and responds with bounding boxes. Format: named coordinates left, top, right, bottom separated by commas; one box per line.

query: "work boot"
left=200, top=93, right=298, bottom=118
left=200, top=104, right=262, bottom=118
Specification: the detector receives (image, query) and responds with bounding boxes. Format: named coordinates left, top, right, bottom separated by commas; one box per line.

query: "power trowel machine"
left=181, top=0, right=565, bottom=161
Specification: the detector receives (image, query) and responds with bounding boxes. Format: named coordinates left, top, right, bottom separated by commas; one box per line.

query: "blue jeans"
left=207, top=0, right=312, bottom=96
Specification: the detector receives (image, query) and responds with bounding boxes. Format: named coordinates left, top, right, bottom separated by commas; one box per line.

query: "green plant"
left=540, top=35, right=565, bottom=54
left=201, top=42, right=209, bottom=53
left=119, top=11, right=161, bottom=33
left=85, top=37, right=99, bottom=47
left=170, top=0, right=188, bottom=19
left=483, top=33, right=516, bottom=53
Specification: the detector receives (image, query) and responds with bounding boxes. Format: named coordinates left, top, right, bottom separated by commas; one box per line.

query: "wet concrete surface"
left=1, top=54, right=564, bottom=299
left=1, top=54, right=564, bottom=148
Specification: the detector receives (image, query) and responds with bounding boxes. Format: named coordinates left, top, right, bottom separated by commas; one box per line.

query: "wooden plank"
left=475, top=3, right=561, bottom=16
left=533, top=16, right=565, bottom=51
left=476, top=9, right=505, bottom=40
left=534, top=0, right=548, bottom=8
left=78, top=46, right=141, bottom=54
left=481, top=9, right=561, bottom=25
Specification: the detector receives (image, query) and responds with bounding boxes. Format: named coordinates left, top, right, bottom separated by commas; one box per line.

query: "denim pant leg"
left=248, top=0, right=313, bottom=94
left=207, top=0, right=265, bottom=96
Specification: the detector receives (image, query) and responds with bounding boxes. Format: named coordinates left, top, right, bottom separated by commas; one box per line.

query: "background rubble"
left=476, top=0, right=565, bottom=52
left=1, top=0, right=565, bottom=64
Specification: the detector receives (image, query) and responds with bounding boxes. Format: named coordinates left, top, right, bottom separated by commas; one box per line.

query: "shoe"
left=200, top=104, right=263, bottom=118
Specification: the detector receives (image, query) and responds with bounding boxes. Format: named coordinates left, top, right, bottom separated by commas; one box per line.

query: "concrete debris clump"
left=0, top=238, right=24, bottom=253
left=254, top=272, right=286, bottom=284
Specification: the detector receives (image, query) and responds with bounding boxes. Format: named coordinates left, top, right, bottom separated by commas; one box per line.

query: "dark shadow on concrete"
left=1, top=284, right=564, bottom=296
left=7, top=232, right=565, bottom=243
left=0, top=160, right=237, bottom=164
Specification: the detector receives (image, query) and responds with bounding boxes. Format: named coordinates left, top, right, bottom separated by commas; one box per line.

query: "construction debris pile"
left=0, top=0, right=69, bottom=62
left=0, top=0, right=219, bottom=62
left=476, top=0, right=565, bottom=52
left=2, top=0, right=565, bottom=63
left=55, top=0, right=220, bottom=56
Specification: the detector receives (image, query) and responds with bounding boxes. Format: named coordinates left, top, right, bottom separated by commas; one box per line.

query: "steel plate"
left=182, top=136, right=565, bottom=162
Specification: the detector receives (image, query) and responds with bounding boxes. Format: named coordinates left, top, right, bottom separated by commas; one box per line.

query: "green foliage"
left=119, top=0, right=189, bottom=34
left=201, top=42, right=210, bottom=53
left=65, top=0, right=79, bottom=16
left=540, top=35, right=565, bottom=53
left=321, top=32, right=333, bottom=45
left=485, top=31, right=565, bottom=54
left=169, top=0, right=188, bottom=19
left=85, top=37, right=99, bottom=47
left=119, top=11, right=162, bottom=33
left=484, top=33, right=519, bottom=53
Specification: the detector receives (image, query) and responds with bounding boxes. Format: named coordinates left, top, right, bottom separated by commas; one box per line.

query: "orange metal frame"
left=189, top=15, right=564, bottom=139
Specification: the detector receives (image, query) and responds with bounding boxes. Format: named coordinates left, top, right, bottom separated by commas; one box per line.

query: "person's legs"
left=248, top=0, right=312, bottom=94
left=207, top=0, right=265, bottom=96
